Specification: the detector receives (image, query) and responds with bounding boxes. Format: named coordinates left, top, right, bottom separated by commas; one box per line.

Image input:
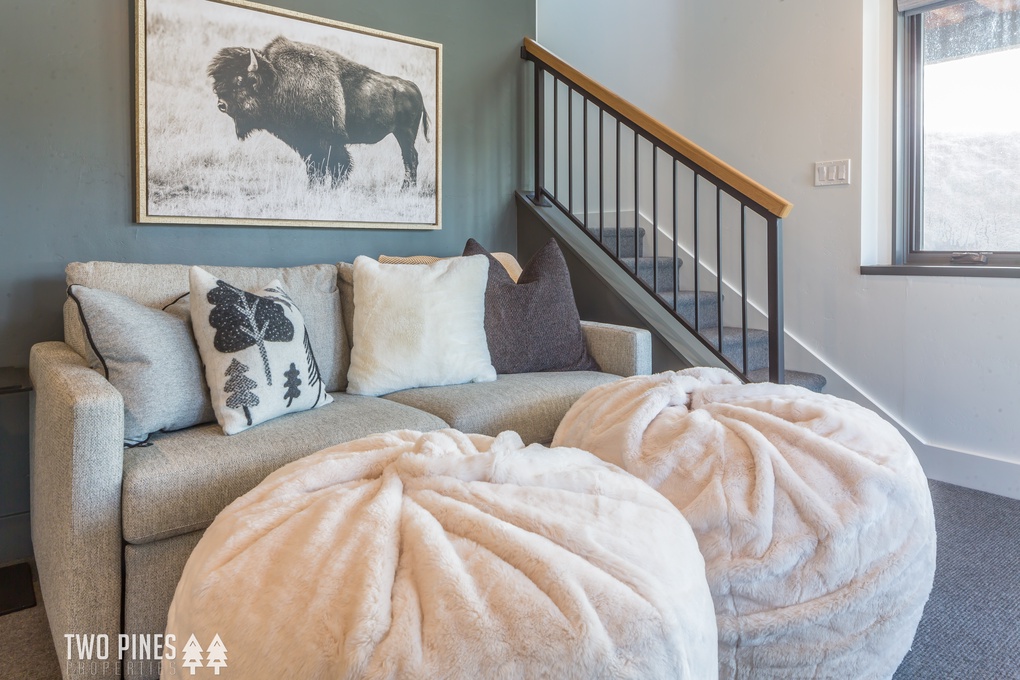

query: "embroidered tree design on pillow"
left=263, top=285, right=325, bottom=402
left=283, top=363, right=302, bottom=407
left=207, top=280, right=294, bottom=384
left=224, top=359, right=259, bottom=426
left=306, top=335, right=323, bottom=400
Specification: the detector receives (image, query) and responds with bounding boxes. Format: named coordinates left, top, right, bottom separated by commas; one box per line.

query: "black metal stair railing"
left=522, top=38, right=791, bottom=384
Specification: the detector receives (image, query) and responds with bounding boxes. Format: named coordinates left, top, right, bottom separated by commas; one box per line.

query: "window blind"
left=897, top=0, right=961, bottom=15
left=899, top=0, right=1020, bottom=15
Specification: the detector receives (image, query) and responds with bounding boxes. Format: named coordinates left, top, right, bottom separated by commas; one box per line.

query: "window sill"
left=860, top=264, right=1020, bottom=279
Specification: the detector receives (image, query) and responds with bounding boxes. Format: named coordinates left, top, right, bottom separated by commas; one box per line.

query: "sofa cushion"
left=64, top=261, right=348, bottom=392
left=122, top=394, right=448, bottom=545
left=382, top=371, right=619, bottom=445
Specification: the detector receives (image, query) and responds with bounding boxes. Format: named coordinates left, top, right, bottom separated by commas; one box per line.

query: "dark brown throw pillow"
left=463, top=238, right=601, bottom=374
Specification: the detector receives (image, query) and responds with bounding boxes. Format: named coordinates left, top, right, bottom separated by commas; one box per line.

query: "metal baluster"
left=716, top=186, right=723, bottom=352
left=531, top=66, right=546, bottom=205
left=673, top=160, right=678, bottom=313
left=741, top=205, right=748, bottom=375
left=634, top=130, right=639, bottom=277
left=583, top=96, right=588, bottom=231
left=553, top=78, right=558, bottom=200
left=599, top=108, right=604, bottom=243
left=693, top=175, right=700, bottom=332
left=568, top=88, right=573, bottom=215
left=768, top=217, right=785, bottom=383
left=616, top=119, right=621, bottom=260
left=652, top=146, right=658, bottom=297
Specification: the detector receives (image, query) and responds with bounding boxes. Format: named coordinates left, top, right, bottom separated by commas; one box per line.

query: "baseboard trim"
left=793, top=353, right=1020, bottom=500
left=911, top=443, right=1020, bottom=501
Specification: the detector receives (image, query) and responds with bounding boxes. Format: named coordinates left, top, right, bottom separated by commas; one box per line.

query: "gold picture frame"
left=135, top=0, right=442, bottom=230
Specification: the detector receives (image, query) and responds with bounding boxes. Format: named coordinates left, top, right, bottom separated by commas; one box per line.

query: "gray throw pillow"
left=463, top=238, right=601, bottom=374
left=67, top=285, right=215, bottom=445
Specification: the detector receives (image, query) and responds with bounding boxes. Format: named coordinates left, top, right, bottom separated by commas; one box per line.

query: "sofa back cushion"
left=64, top=261, right=348, bottom=392
left=338, top=262, right=356, bottom=360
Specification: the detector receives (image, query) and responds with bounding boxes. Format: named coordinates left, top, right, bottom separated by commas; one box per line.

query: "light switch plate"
left=815, top=159, right=851, bottom=186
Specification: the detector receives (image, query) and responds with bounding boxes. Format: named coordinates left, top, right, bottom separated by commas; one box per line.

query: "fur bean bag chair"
left=164, top=429, right=718, bottom=679
left=553, top=368, right=936, bottom=680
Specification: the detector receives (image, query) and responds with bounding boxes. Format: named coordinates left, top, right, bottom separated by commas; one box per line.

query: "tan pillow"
left=378, top=252, right=523, bottom=282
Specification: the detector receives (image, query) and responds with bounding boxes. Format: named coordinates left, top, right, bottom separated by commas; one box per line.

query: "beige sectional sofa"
left=30, top=260, right=651, bottom=679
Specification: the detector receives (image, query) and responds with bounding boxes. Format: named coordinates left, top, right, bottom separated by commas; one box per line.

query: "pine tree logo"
left=181, top=634, right=204, bottom=675
left=205, top=634, right=228, bottom=674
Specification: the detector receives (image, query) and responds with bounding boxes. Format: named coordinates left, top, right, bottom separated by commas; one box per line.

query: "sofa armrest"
left=30, top=342, right=125, bottom=674
left=580, top=321, right=652, bottom=377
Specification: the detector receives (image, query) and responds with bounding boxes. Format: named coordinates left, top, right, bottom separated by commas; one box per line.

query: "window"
left=899, top=0, right=1020, bottom=267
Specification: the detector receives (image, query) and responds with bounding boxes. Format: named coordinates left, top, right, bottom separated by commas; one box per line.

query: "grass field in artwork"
left=141, top=0, right=439, bottom=227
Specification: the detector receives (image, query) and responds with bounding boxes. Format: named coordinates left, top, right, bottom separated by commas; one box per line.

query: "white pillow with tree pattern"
left=189, top=266, right=331, bottom=435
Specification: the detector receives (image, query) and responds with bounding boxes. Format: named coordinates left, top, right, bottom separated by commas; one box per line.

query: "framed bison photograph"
left=134, top=0, right=441, bottom=229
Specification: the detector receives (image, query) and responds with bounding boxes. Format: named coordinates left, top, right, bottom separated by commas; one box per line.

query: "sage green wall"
left=0, top=0, right=534, bottom=561
left=0, top=0, right=534, bottom=367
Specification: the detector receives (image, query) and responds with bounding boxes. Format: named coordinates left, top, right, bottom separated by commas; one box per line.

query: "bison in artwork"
left=208, top=36, right=430, bottom=188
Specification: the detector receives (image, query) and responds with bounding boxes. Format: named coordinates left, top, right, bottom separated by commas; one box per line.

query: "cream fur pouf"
left=164, top=429, right=719, bottom=679
left=554, top=368, right=937, bottom=680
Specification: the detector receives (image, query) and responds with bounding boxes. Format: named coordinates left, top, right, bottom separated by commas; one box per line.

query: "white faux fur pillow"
left=347, top=255, right=496, bottom=396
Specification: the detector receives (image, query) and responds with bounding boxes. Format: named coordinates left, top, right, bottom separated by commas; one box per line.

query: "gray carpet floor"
left=0, top=578, right=61, bottom=679
left=893, top=480, right=1020, bottom=680
left=1, top=479, right=1017, bottom=679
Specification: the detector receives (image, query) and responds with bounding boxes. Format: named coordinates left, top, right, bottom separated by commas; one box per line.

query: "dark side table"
left=0, top=367, right=32, bottom=395
left=0, top=366, right=36, bottom=616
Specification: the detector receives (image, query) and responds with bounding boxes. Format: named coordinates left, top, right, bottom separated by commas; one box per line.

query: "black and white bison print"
left=208, top=36, right=431, bottom=188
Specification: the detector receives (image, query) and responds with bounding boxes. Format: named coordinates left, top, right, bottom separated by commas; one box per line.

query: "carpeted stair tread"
left=586, top=226, right=646, bottom=259
left=694, top=322, right=828, bottom=393
left=747, top=368, right=827, bottom=392
left=712, top=326, right=770, bottom=373
left=620, top=257, right=680, bottom=294
left=672, top=290, right=722, bottom=329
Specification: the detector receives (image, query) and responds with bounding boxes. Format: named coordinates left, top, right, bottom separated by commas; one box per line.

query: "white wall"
left=536, top=0, right=686, bottom=124
left=538, top=0, right=1020, bottom=498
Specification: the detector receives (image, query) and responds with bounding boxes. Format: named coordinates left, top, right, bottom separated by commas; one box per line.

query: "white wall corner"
left=860, top=0, right=895, bottom=266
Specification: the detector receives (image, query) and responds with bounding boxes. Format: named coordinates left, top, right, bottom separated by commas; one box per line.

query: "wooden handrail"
left=522, top=37, right=793, bottom=219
